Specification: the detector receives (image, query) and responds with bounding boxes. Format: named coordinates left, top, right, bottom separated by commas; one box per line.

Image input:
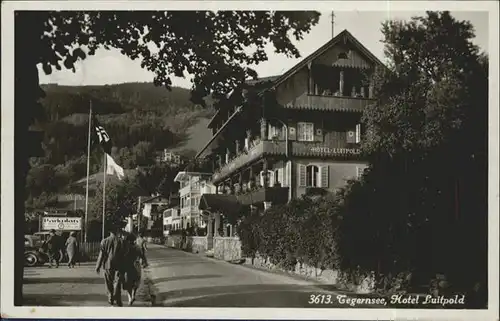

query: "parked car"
left=24, top=235, right=48, bottom=267
left=33, top=231, right=52, bottom=243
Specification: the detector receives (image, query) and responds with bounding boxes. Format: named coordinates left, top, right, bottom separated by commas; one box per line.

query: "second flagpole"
left=84, top=100, right=92, bottom=243
left=102, top=153, right=107, bottom=240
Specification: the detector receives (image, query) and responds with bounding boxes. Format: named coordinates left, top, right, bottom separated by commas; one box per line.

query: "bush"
left=237, top=195, right=341, bottom=271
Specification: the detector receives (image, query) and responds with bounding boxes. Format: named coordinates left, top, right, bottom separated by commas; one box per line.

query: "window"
left=299, top=164, right=329, bottom=188
left=306, top=165, right=319, bottom=187
left=338, top=52, right=348, bottom=59
left=297, top=122, right=314, bottom=142
left=268, top=123, right=283, bottom=140
left=259, top=170, right=274, bottom=187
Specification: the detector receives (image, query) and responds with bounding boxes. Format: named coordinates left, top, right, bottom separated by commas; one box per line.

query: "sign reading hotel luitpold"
left=42, top=217, right=82, bottom=231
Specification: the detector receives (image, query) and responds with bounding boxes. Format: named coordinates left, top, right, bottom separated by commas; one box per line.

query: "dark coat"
left=45, top=234, right=63, bottom=254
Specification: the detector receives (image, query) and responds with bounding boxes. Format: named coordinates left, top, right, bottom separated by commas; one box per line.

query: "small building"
left=163, top=207, right=181, bottom=235
left=173, top=171, right=213, bottom=229
left=139, top=195, right=170, bottom=234
left=156, top=149, right=184, bottom=165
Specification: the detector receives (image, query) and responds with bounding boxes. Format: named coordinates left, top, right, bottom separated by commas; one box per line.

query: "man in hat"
left=95, top=226, right=125, bottom=306
left=44, top=229, right=63, bottom=268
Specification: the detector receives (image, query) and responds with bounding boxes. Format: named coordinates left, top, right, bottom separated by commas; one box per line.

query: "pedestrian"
left=95, top=226, right=125, bottom=306
left=43, top=229, right=62, bottom=268
left=65, top=231, right=79, bottom=268
left=135, top=232, right=148, bottom=268
left=122, top=233, right=143, bottom=306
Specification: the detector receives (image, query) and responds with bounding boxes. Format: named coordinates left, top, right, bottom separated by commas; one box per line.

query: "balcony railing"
left=212, top=140, right=286, bottom=183
left=284, top=95, right=375, bottom=112
left=236, top=186, right=289, bottom=205
left=212, top=139, right=362, bottom=183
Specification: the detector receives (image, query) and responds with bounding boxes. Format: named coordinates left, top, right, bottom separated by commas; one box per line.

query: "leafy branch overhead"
left=36, top=11, right=321, bottom=105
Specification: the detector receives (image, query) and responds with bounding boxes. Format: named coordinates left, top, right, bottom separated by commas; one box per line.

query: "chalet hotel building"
left=196, top=30, right=383, bottom=213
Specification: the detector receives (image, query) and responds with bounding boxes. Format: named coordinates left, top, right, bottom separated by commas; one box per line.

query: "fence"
left=79, top=242, right=100, bottom=262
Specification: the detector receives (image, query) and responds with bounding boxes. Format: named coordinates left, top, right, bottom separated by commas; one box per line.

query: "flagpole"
left=84, top=100, right=92, bottom=243
left=102, top=154, right=107, bottom=240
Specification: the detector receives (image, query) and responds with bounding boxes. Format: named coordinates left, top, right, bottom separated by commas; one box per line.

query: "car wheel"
left=25, top=252, right=38, bottom=267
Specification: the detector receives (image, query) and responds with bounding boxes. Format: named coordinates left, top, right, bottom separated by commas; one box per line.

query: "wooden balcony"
left=284, top=94, right=375, bottom=112
left=236, top=186, right=289, bottom=205
left=212, top=139, right=362, bottom=183
left=212, top=140, right=285, bottom=182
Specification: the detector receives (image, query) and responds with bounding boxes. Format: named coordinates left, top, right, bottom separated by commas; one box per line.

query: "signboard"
left=42, top=217, right=82, bottom=231
left=310, top=147, right=361, bottom=155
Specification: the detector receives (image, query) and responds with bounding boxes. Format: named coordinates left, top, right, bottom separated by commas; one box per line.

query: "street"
left=23, top=244, right=384, bottom=308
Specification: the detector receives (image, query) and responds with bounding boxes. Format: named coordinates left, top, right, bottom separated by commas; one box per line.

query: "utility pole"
left=136, top=196, right=142, bottom=233
left=331, top=11, right=335, bottom=38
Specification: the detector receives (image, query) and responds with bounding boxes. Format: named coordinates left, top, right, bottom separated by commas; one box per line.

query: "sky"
left=38, top=10, right=490, bottom=89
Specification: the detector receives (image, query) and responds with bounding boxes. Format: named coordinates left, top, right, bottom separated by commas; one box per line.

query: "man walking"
left=135, top=232, right=148, bottom=267
left=44, top=229, right=62, bottom=268
left=95, top=226, right=125, bottom=306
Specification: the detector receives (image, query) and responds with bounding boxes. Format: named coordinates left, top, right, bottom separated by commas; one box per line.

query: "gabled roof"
left=197, top=29, right=384, bottom=159
left=173, top=171, right=213, bottom=182
left=269, top=29, right=384, bottom=91
left=142, top=195, right=170, bottom=204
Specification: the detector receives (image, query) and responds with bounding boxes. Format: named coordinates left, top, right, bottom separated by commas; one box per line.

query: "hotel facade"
left=196, top=30, right=382, bottom=219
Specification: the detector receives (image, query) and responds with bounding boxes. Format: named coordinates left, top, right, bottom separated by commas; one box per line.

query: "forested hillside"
left=26, top=82, right=215, bottom=210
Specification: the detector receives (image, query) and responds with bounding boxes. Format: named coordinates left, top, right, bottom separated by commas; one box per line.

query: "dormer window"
left=338, top=52, right=348, bottom=59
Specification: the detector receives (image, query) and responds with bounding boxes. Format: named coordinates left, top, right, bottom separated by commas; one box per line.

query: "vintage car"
left=24, top=234, right=48, bottom=267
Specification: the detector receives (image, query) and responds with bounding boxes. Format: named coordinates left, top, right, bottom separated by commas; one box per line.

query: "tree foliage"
left=340, top=11, right=488, bottom=302
left=88, top=174, right=144, bottom=240
left=36, top=11, right=320, bottom=104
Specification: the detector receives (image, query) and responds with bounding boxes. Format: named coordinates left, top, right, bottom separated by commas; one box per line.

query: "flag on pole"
left=93, top=116, right=125, bottom=180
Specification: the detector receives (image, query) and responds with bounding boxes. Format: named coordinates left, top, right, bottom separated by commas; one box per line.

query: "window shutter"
left=346, top=130, right=356, bottom=143
left=297, top=123, right=304, bottom=141
left=288, top=123, right=297, bottom=141
left=259, top=171, right=264, bottom=186
left=319, top=165, right=329, bottom=188
left=278, top=168, right=283, bottom=184
left=298, top=164, right=307, bottom=187
left=355, top=124, right=361, bottom=143
left=268, top=171, right=274, bottom=187
left=284, top=162, right=290, bottom=186
left=315, top=128, right=323, bottom=142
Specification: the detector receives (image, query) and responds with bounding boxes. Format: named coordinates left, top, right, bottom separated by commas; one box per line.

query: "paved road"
left=146, top=245, right=384, bottom=308
left=23, top=244, right=386, bottom=308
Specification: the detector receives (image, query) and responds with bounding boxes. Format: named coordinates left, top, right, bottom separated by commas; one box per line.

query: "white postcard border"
left=1, top=1, right=498, bottom=320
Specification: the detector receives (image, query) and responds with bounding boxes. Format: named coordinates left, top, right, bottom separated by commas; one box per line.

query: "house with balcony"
left=173, top=171, right=213, bottom=229
left=163, top=207, right=180, bottom=235
left=196, top=30, right=383, bottom=235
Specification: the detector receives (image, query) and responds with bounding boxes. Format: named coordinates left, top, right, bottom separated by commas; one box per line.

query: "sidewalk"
left=23, top=262, right=154, bottom=306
